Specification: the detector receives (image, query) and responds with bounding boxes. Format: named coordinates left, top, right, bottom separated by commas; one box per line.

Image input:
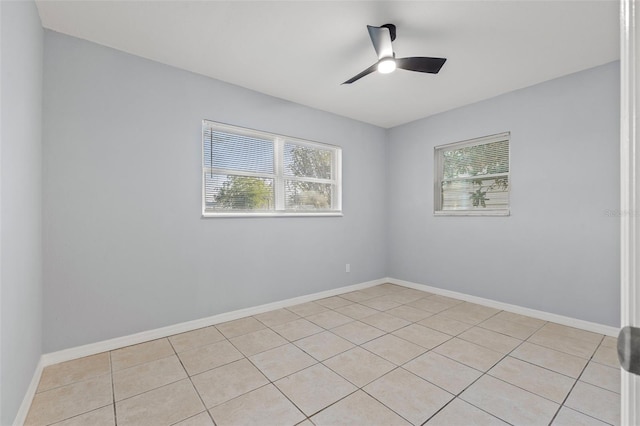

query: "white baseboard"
left=386, top=277, right=620, bottom=337
left=17, top=276, right=620, bottom=425
left=12, top=358, right=44, bottom=426
left=15, top=278, right=384, bottom=425
left=40, top=277, right=386, bottom=367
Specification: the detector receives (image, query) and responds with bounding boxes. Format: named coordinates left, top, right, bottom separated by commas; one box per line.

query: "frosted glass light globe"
left=377, top=58, right=396, bottom=74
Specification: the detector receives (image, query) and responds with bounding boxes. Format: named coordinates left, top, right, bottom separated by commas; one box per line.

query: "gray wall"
left=42, top=31, right=388, bottom=352
left=387, top=62, right=620, bottom=327
left=1, top=1, right=44, bottom=424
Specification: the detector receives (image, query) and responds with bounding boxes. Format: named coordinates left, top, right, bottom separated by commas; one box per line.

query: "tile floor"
left=25, top=284, right=621, bottom=426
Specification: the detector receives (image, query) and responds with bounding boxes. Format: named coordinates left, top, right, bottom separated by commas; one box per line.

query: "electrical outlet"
left=346, top=264, right=350, bottom=273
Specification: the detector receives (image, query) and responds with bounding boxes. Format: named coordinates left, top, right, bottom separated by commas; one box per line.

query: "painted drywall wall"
left=1, top=1, right=43, bottom=423
left=387, top=62, right=620, bottom=327
left=42, top=31, right=387, bottom=352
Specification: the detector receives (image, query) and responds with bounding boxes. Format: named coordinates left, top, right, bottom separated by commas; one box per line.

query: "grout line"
left=302, top=388, right=361, bottom=423
left=224, top=344, right=311, bottom=423
left=548, top=335, right=618, bottom=426
left=110, top=351, right=118, bottom=426
left=166, top=337, right=211, bottom=424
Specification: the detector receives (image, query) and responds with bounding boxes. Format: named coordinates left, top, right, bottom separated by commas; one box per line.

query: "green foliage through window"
left=436, top=133, right=510, bottom=214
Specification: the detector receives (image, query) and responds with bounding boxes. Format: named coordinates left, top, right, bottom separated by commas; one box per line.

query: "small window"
left=202, top=121, right=342, bottom=217
left=434, top=132, right=510, bottom=216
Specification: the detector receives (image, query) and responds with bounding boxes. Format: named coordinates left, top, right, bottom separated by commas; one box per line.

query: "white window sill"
left=434, top=209, right=510, bottom=217
left=202, top=212, right=343, bottom=218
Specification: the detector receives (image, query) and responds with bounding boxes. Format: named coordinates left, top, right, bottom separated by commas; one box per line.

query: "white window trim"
left=433, top=132, right=511, bottom=217
left=202, top=121, right=342, bottom=218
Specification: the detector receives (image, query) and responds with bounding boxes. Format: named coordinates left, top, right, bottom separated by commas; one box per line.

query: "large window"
left=202, top=121, right=342, bottom=217
left=434, top=132, right=510, bottom=216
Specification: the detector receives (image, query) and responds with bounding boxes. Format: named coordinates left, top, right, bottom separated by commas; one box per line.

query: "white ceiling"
left=35, top=1, right=620, bottom=128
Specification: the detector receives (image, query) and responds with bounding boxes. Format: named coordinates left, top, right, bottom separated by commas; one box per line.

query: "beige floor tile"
left=286, top=301, right=329, bottom=317
left=294, top=331, right=354, bottom=361
left=492, top=311, right=546, bottom=328
left=315, top=296, right=353, bottom=309
left=407, top=297, right=455, bottom=313
left=458, top=327, right=522, bottom=354
left=430, top=295, right=465, bottom=305
left=191, top=358, right=269, bottom=408
left=433, top=338, right=503, bottom=371
left=460, top=375, right=559, bottom=425
left=25, top=374, right=112, bottom=426
left=580, top=361, right=620, bottom=393
left=385, top=305, right=433, bottom=322
left=113, top=355, right=187, bottom=401
left=396, top=288, right=432, bottom=297
left=541, top=323, right=603, bottom=345
left=115, top=379, right=204, bottom=426
left=229, top=328, right=287, bottom=356
left=439, top=302, right=500, bottom=325
left=528, top=328, right=599, bottom=359
left=168, top=327, right=225, bottom=353
left=177, top=340, right=244, bottom=376
left=275, top=364, right=357, bottom=416
left=564, top=381, right=620, bottom=425
left=362, top=334, right=427, bottom=365
left=38, top=353, right=110, bottom=392
left=426, top=398, right=508, bottom=425
left=253, top=308, right=300, bottom=327
left=364, top=368, right=453, bottom=425
left=488, top=356, right=575, bottom=403
left=305, top=310, right=353, bottom=329
left=50, top=405, right=114, bottom=426
left=601, top=335, right=617, bottom=348
left=592, top=343, right=619, bottom=368
left=404, top=352, right=482, bottom=395
left=311, top=390, right=411, bottom=426
left=552, top=406, right=610, bottom=426
left=418, top=314, right=473, bottom=336
left=362, top=284, right=404, bottom=297
left=297, top=420, right=314, bottom=426
left=331, top=320, right=386, bottom=345
left=111, top=339, right=174, bottom=371
left=387, top=289, right=431, bottom=304
left=271, top=318, right=324, bottom=341
left=510, top=342, right=588, bottom=378
left=392, top=323, right=451, bottom=349
left=215, top=317, right=266, bottom=339
left=360, top=295, right=403, bottom=311
left=249, top=343, right=317, bottom=381
left=360, top=312, right=411, bottom=332
left=339, top=290, right=377, bottom=302
left=173, top=412, right=214, bottom=426
left=323, top=347, right=395, bottom=387
left=478, top=316, right=540, bottom=340
left=209, top=384, right=305, bottom=426
left=334, top=303, right=379, bottom=319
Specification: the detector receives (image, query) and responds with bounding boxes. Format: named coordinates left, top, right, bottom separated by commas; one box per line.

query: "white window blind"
left=434, top=132, right=510, bottom=216
left=202, top=121, right=342, bottom=217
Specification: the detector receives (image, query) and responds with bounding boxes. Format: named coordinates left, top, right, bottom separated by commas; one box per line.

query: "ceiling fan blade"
left=342, top=63, right=378, bottom=85
left=367, top=25, right=394, bottom=60
left=396, top=57, right=447, bottom=74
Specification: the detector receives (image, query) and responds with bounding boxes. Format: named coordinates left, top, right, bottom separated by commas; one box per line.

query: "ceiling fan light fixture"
left=377, top=57, right=396, bottom=74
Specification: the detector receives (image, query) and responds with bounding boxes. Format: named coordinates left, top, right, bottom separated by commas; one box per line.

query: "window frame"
left=202, top=120, right=342, bottom=218
left=433, top=132, right=511, bottom=217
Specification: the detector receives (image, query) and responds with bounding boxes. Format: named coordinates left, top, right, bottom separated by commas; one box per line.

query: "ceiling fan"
left=342, top=24, right=447, bottom=85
